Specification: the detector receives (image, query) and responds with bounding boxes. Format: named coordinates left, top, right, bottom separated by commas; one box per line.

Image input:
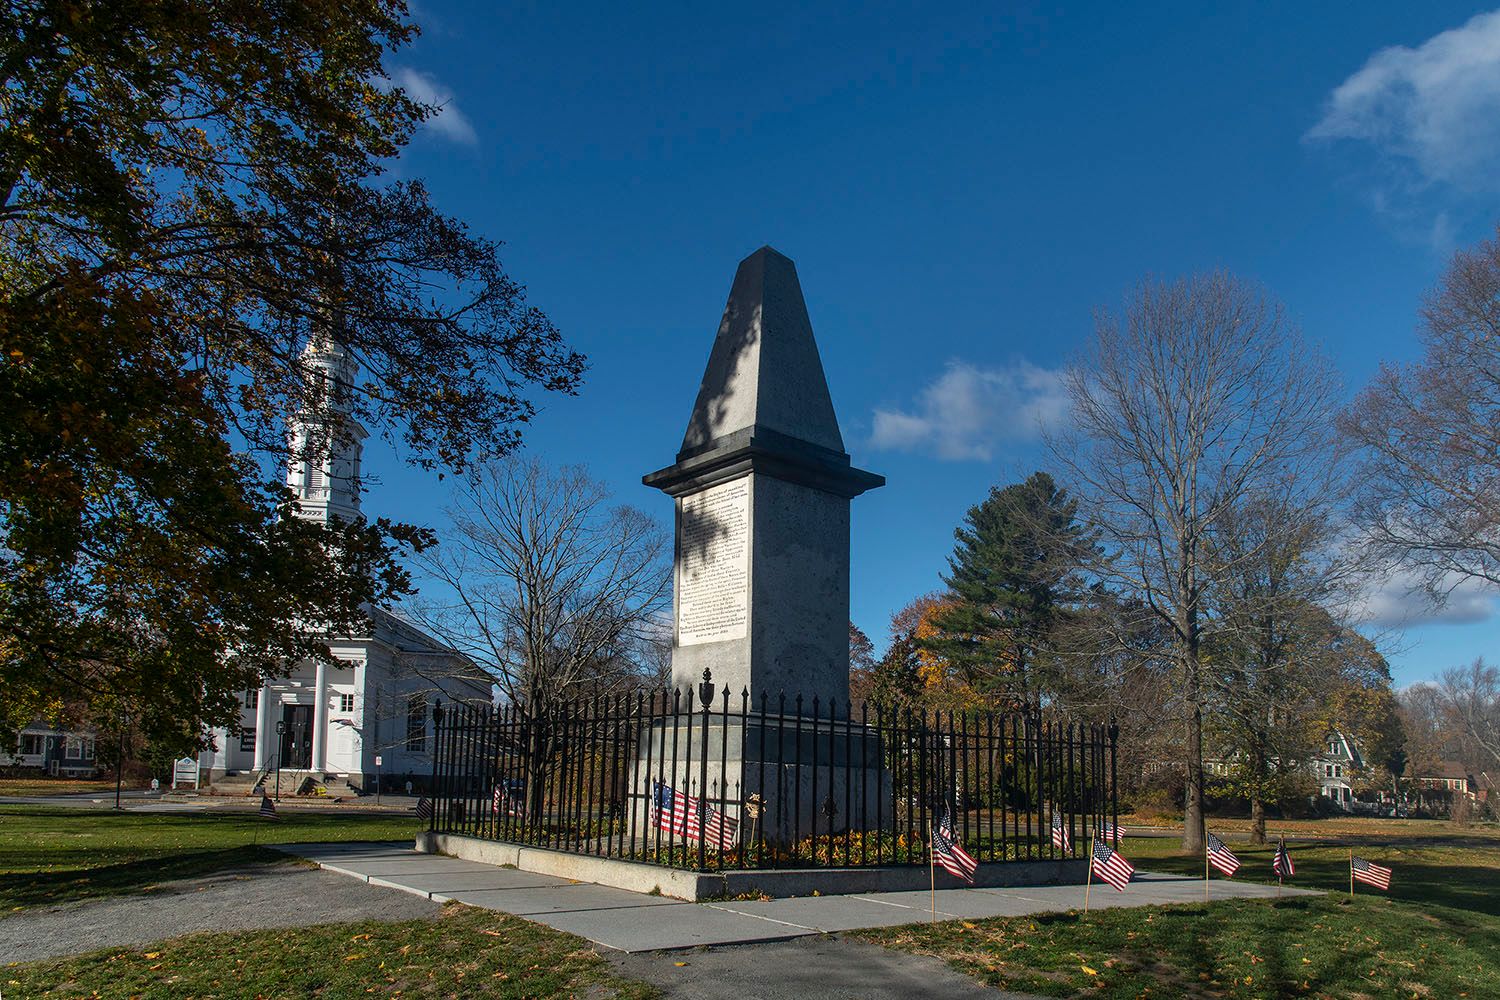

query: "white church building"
left=201, top=338, right=492, bottom=793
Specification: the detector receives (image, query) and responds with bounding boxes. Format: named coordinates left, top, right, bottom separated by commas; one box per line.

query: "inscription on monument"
left=677, top=476, right=750, bottom=645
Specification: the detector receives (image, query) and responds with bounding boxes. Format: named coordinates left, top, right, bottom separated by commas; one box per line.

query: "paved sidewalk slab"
left=542, top=903, right=814, bottom=952
left=276, top=841, right=1317, bottom=953
left=442, top=882, right=684, bottom=915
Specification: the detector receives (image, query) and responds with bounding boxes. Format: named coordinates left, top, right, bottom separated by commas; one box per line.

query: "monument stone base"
left=629, top=715, right=889, bottom=847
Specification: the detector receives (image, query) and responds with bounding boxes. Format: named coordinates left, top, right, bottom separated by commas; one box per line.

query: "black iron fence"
left=426, top=673, right=1117, bottom=872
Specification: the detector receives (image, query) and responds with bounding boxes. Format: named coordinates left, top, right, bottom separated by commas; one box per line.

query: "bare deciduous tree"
left=1052, top=272, right=1340, bottom=852
left=1204, top=495, right=1348, bottom=843
left=1437, top=659, right=1500, bottom=769
left=409, top=456, right=671, bottom=712
left=1342, top=226, right=1500, bottom=593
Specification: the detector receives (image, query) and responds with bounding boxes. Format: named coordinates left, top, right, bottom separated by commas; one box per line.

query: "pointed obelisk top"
left=645, top=246, right=882, bottom=499
left=679, top=246, right=844, bottom=457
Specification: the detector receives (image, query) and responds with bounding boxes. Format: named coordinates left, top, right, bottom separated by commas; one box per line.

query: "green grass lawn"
left=0, top=805, right=422, bottom=912
left=860, top=824, right=1500, bottom=998
left=4, top=902, right=659, bottom=999
left=859, top=894, right=1496, bottom=999
left=1122, top=832, right=1500, bottom=916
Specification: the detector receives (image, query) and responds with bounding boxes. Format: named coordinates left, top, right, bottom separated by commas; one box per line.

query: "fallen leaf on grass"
left=1082, top=966, right=1098, bottom=976
left=480, top=930, right=504, bottom=938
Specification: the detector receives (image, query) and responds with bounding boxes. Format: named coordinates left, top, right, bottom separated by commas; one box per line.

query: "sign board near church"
left=172, top=756, right=199, bottom=789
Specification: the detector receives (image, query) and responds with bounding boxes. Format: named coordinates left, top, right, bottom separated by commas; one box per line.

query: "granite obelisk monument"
left=644, top=246, right=883, bottom=707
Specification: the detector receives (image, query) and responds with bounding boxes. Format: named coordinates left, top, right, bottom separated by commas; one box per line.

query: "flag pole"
left=1349, top=848, right=1354, bottom=898
left=1084, top=833, right=1095, bottom=914
left=1204, top=835, right=1210, bottom=902
left=929, top=833, right=937, bottom=923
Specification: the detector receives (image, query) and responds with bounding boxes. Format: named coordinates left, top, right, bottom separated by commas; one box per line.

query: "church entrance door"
left=281, top=705, right=313, bottom=769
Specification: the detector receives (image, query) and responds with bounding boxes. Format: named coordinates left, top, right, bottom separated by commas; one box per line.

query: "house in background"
left=1410, top=762, right=1494, bottom=810
left=199, top=337, right=492, bottom=794
left=1313, top=731, right=1363, bottom=809
left=3, top=723, right=99, bottom=777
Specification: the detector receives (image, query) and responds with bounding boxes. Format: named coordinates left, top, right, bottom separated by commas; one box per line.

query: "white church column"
left=312, top=660, right=328, bottom=773
left=252, top=683, right=273, bottom=772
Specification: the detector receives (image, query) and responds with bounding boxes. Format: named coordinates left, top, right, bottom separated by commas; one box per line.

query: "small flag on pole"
left=1100, top=820, right=1125, bottom=846
left=1051, top=811, right=1072, bottom=853
left=932, top=804, right=978, bottom=883
left=1352, top=855, right=1392, bottom=890
left=653, top=780, right=702, bottom=841
left=1091, top=840, right=1136, bottom=891
left=652, top=781, right=739, bottom=850
left=258, top=795, right=278, bottom=820
left=1272, top=837, right=1294, bottom=880
left=702, top=801, right=739, bottom=850
left=493, top=784, right=524, bottom=817
left=1206, top=832, right=1241, bottom=877
left=415, top=796, right=433, bottom=820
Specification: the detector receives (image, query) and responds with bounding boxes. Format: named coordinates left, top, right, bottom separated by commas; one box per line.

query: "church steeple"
left=288, top=334, right=366, bottom=524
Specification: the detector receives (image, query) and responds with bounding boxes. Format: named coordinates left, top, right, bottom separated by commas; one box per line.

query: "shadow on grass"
left=1, top=845, right=287, bottom=912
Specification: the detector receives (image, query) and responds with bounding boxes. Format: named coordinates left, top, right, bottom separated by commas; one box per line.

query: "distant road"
left=0, top=788, right=166, bottom=808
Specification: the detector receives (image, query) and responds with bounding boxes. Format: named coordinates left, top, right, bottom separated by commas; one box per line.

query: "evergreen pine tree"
left=924, top=472, right=1095, bottom=706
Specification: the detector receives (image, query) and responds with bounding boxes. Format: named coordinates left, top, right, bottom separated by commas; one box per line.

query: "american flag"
left=1100, top=820, right=1125, bottom=846
left=652, top=781, right=738, bottom=850
left=1091, top=840, right=1135, bottom=891
left=1272, top=837, right=1294, bottom=880
left=1352, top=855, right=1392, bottom=890
left=1206, top=832, right=1240, bottom=876
left=703, top=803, right=739, bottom=850
left=931, top=805, right=978, bottom=882
left=258, top=795, right=278, bottom=819
left=492, top=783, right=524, bottom=817
left=415, top=796, right=433, bottom=820
left=1051, top=811, right=1071, bottom=853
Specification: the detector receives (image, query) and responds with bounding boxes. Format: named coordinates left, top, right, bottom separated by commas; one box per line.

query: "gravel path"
left=0, top=861, right=440, bottom=964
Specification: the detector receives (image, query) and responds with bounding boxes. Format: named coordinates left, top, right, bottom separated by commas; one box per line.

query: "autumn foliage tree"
left=0, top=2, right=585, bottom=744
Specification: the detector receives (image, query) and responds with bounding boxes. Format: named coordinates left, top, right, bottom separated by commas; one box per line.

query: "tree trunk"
left=1183, top=690, right=1205, bottom=853
left=1249, top=795, right=1266, bottom=845
left=1181, top=614, right=1206, bottom=854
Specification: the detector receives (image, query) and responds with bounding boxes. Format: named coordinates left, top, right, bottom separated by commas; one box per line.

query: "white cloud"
left=870, top=360, right=1070, bottom=461
left=1306, top=11, right=1500, bottom=194
left=1352, top=565, right=1498, bottom=629
left=391, top=67, right=478, bottom=145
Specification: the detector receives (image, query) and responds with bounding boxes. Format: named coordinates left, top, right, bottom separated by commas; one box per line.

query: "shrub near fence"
left=427, top=676, right=1118, bottom=873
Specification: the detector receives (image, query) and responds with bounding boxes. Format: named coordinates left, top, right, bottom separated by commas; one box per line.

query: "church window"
left=339, top=693, right=355, bottom=713
left=245, top=689, right=259, bottom=709
left=406, top=693, right=426, bottom=752
left=307, top=462, right=326, bottom=490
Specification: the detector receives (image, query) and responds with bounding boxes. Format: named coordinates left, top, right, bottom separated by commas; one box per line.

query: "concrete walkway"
left=278, top=841, right=1317, bottom=953
left=1, top=862, right=439, bottom=964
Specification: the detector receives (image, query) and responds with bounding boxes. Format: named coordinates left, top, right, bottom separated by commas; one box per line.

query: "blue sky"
left=366, top=1, right=1499, bottom=686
